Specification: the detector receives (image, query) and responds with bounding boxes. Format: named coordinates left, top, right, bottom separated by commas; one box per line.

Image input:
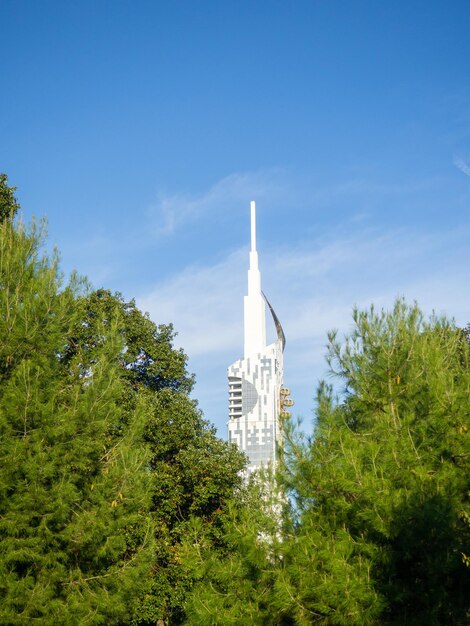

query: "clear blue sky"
left=2, top=1, right=470, bottom=433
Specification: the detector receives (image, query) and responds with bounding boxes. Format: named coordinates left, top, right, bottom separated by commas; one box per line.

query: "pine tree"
left=278, top=301, right=470, bottom=625
left=0, top=218, right=154, bottom=625
left=0, top=178, right=246, bottom=625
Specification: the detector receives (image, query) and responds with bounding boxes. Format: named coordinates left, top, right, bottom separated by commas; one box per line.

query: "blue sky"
left=2, top=1, right=470, bottom=433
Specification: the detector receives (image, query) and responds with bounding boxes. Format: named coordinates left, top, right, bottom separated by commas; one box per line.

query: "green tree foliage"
left=63, top=289, right=247, bottom=625
left=0, top=174, right=20, bottom=223
left=137, top=389, right=246, bottom=625
left=183, top=477, right=287, bottom=626
left=63, top=289, right=193, bottom=400
left=287, top=301, right=470, bottom=625
left=0, top=220, right=155, bottom=624
left=186, top=301, right=470, bottom=626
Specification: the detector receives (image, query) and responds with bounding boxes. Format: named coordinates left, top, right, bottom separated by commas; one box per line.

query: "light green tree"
left=285, top=301, right=470, bottom=625
left=0, top=217, right=154, bottom=625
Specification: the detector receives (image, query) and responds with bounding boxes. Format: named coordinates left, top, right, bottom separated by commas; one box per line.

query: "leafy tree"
left=64, top=289, right=247, bottom=625
left=136, top=389, right=246, bottom=626
left=0, top=173, right=20, bottom=223
left=0, top=218, right=155, bottom=624
left=62, top=289, right=193, bottom=400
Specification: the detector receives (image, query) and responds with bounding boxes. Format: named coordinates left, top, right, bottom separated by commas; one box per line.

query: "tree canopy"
left=0, top=218, right=155, bottom=625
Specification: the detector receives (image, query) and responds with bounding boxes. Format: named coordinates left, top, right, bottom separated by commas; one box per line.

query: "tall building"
left=227, top=201, right=288, bottom=471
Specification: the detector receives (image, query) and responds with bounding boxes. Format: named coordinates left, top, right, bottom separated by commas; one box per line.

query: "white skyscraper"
left=227, top=201, right=288, bottom=471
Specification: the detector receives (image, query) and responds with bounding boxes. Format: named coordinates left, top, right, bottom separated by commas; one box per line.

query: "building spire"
left=250, top=200, right=257, bottom=254
left=244, top=201, right=266, bottom=356
left=247, top=201, right=260, bottom=295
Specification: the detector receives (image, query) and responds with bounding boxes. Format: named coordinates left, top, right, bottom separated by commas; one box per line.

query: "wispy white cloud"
left=142, top=167, right=449, bottom=267
left=453, top=156, right=470, bottom=177
left=147, top=169, right=293, bottom=236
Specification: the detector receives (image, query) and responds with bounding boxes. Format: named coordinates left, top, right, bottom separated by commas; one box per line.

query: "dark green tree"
left=64, top=289, right=247, bottom=625
left=0, top=174, right=20, bottom=223
left=136, top=389, right=246, bottom=625
left=0, top=218, right=155, bottom=624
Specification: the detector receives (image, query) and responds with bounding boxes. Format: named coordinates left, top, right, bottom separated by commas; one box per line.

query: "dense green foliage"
left=186, top=301, right=470, bottom=626
left=0, top=219, right=154, bottom=624
left=64, top=289, right=246, bottom=624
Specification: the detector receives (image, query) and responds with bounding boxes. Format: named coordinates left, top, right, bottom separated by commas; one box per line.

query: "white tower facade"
left=227, top=201, right=285, bottom=471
